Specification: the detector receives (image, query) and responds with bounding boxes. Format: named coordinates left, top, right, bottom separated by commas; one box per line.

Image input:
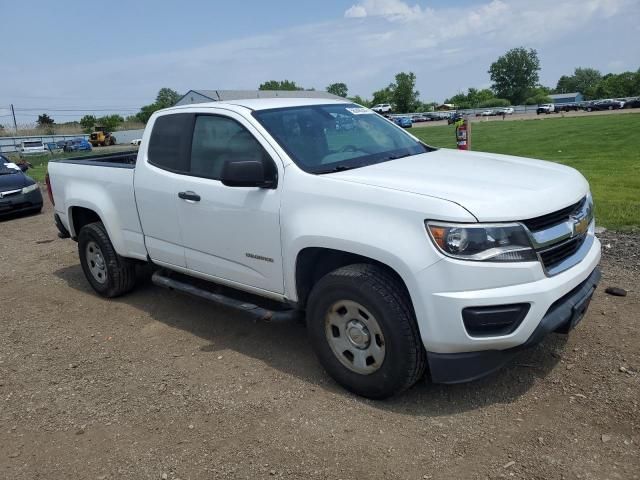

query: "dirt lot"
left=1, top=202, right=638, bottom=480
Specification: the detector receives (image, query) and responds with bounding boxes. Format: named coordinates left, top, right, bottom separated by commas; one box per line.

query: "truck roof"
left=168, top=97, right=352, bottom=113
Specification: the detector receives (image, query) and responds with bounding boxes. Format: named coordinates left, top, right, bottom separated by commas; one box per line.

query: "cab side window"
left=190, top=115, right=273, bottom=180
left=147, top=113, right=193, bottom=173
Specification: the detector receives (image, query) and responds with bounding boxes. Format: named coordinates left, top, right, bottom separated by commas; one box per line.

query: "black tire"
left=306, top=263, right=426, bottom=399
left=78, top=222, right=136, bottom=298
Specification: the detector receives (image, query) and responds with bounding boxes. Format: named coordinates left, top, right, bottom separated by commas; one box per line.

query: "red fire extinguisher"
left=455, top=118, right=471, bottom=150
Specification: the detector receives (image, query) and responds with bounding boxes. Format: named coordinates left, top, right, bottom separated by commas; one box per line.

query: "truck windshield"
left=253, top=103, right=432, bottom=174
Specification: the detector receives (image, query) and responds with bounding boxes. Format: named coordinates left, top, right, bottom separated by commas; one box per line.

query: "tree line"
left=447, top=47, right=640, bottom=109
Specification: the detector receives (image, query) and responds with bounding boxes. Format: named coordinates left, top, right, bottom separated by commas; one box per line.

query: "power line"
left=15, top=108, right=140, bottom=112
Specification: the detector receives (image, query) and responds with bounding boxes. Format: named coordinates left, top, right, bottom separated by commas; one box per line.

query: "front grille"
left=538, top=235, right=586, bottom=270
left=522, top=197, right=585, bottom=231
left=0, top=190, right=21, bottom=198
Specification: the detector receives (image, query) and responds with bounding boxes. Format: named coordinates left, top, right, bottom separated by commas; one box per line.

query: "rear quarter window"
left=148, top=113, right=193, bottom=172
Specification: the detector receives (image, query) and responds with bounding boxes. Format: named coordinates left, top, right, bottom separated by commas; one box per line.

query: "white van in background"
left=19, top=140, right=47, bottom=155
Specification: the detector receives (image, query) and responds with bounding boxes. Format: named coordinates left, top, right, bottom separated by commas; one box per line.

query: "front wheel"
left=306, top=264, right=426, bottom=399
left=78, top=222, right=137, bottom=298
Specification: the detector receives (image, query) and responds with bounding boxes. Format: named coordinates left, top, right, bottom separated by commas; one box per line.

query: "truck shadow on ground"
left=55, top=264, right=565, bottom=416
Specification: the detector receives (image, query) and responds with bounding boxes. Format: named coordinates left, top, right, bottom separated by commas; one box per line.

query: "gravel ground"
left=1, top=203, right=638, bottom=480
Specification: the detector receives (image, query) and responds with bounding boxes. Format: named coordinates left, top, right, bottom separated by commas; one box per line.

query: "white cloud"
left=345, top=0, right=423, bottom=20
left=2, top=0, right=638, bottom=122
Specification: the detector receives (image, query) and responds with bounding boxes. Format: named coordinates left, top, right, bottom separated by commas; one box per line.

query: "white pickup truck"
left=47, top=98, right=601, bottom=398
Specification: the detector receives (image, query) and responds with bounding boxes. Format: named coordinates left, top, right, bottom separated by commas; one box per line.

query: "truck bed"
left=52, top=151, right=137, bottom=168
left=48, top=149, right=148, bottom=261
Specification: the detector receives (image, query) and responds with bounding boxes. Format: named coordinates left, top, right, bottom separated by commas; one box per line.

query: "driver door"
left=175, top=110, right=285, bottom=294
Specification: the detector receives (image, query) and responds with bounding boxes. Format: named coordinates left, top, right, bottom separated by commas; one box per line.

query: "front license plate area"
left=570, top=287, right=595, bottom=329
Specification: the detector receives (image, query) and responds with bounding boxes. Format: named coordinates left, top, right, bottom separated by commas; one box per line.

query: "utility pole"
left=10, top=104, right=18, bottom=134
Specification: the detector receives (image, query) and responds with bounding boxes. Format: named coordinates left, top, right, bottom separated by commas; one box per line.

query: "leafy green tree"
left=155, top=88, right=181, bottom=109
left=80, top=115, right=97, bottom=133
left=594, top=71, right=639, bottom=98
left=555, top=68, right=602, bottom=99
left=489, top=47, right=541, bottom=104
left=524, top=92, right=552, bottom=105
left=390, top=72, right=420, bottom=113
left=445, top=88, right=500, bottom=109
left=371, top=86, right=393, bottom=106
left=326, top=82, right=348, bottom=97
left=259, top=80, right=303, bottom=91
left=37, top=113, right=54, bottom=127
left=348, top=95, right=370, bottom=107
left=97, top=114, right=124, bottom=132
left=134, top=87, right=182, bottom=124
left=477, top=98, right=511, bottom=108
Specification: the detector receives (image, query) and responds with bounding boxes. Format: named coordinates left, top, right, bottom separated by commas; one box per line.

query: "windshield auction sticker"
left=346, top=107, right=375, bottom=115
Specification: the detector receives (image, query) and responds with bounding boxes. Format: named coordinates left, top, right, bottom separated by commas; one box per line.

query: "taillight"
left=45, top=172, right=54, bottom=205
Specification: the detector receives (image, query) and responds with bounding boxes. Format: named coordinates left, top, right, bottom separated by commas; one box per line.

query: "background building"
left=549, top=92, right=584, bottom=104
left=176, top=90, right=342, bottom=106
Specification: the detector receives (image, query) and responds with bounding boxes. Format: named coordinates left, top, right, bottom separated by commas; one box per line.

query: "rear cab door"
left=134, top=112, right=193, bottom=268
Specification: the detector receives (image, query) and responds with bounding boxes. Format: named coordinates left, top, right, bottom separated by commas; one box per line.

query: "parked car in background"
left=537, top=104, right=556, bottom=115
left=477, top=110, right=495, bottom=117
left=585, top=99, right=623, bottom=111
left=0, top=154, right=43, bottom=216
left=371, top=103, right=392, bottom=114
left=63, top=138, right=93, bottom=152
left=411, top=114, right=427, bottom=123
left=556, top=103, right=580, bottom=112
left=19, top=140, right=47, bottom=156
left=623, top=97, right=640, bottom=109
left=447, top=112, right=464, bottom=125
left=131, top=139, right=143, bottom=146
left=496, top=107, right=514, bottom=115
left=47, top=142, right=63, bottom=153
left=391, top=116, right=413, bottom=128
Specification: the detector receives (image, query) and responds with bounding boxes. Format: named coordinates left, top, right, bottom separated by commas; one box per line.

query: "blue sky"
left=1, top=0, right=638, bottom=124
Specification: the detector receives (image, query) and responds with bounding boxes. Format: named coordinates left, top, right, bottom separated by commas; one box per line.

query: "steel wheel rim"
left=86, top=241, right=107, bottom=284
left=325, top=300, right=386, bottom=375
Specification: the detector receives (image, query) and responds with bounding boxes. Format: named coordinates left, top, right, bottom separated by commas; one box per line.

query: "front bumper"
left=0, top=188, right=43, bottom=215
left=427, top=267, right=601, bottom=383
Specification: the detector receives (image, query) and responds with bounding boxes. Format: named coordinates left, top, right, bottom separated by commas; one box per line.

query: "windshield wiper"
left=383, top=152, right=413, bottom=161
left=315, top=164, right=359, bottom=174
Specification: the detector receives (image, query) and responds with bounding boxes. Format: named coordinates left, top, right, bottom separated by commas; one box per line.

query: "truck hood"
left=329, top=148, right=589, bottom=222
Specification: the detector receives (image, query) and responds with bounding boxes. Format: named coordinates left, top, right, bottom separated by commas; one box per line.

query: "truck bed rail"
left=51, top=151, right=137, bottom=168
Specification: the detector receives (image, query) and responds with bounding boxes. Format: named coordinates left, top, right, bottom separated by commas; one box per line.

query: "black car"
left=623, top=98, right=640, bottom=109
left=584, top=99, right=623, bottom=111
left=556, top=102, right=580, bottom=112
left=0, top=154, right=43, bottom=217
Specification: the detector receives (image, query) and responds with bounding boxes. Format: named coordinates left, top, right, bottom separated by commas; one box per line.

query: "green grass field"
left=9, top=113, right=638, bottom=230
left=412, top=114, right=640, bottom=230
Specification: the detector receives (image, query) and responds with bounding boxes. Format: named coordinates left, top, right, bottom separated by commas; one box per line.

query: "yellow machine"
left=89, top=127, right=117, bottom=147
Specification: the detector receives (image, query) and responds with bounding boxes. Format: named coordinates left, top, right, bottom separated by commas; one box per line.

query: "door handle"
left=178, top=191, right=201, bottom=202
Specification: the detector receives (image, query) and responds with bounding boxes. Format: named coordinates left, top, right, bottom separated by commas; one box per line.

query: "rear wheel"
left=78, top=222, right=137, bottom=298
left=306, top=264, right=426, bottom=399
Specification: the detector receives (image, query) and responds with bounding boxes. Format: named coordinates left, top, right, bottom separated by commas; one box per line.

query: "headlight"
left=22, top=183, right=39, bottom=194
left=426, top=221, right=537, bottom=262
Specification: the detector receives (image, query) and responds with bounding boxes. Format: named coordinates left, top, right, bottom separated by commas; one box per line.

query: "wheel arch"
left=293, top=247, right=415, bottom=313
left=66, top=201, right=127, bottom=257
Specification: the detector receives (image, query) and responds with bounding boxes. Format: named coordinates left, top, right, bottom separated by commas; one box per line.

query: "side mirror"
left=220, top=159, right=275, bottom=188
